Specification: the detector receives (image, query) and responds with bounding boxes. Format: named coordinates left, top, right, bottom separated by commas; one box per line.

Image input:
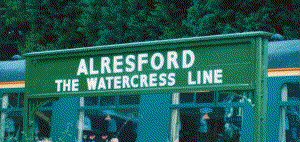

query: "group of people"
left=83, top=115, right=120, bottom=142
left=84, top=132, right=119, bottom=142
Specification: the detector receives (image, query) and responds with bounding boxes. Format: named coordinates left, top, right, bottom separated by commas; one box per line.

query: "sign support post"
left=23, top=98, right=35, bottom=142
left=253, top=38, right=269, bottom=142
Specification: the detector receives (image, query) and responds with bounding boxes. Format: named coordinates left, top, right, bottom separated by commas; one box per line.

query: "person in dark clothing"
left=99, top=132, right=109, bottom=142
left=198, top=113, right=209, bottom=142
left=105, top=115, right=117, bottom=139
left=86, top=132, right=96, bottom=142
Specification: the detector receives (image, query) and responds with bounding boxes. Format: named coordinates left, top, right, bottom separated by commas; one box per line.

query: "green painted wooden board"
left=25, top=32, right=271, bottom=98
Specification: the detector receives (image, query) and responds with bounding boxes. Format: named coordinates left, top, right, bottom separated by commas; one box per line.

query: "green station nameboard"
left=25, top=32, right=271, bottom=98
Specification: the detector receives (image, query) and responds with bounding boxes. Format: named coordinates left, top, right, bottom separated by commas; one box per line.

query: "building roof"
left=0, top=39, right=299, bottom=82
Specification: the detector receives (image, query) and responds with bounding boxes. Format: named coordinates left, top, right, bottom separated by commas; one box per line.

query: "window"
left=35, top=111, right=52, bottom=141
left=119, top=95, right=140, bottom=105
left=85, top=97, right=98, bottom=106
left=196, top=92, right=214, bottom=103
left=171, top=91, right=252, bottom=142
left=1, top=92, right=52, bottom=141
left=100, top=96, right=115, bottom=106
left=280, top=83, right=300, bottom=142
left=84, top=95, right=141, bottom=106
left=8, top=93, right=18, bottom=108
left=1, top=93, right=24, bottom=141
left=177, top=107, right=242, bottom=141
left=6, top=93, right=24, bottom=108
left=81, top=95, right=140, bottom=142
left=180, top=93, right=194, bottom=103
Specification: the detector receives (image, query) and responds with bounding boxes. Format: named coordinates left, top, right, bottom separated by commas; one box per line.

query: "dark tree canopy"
left=184, top=0, right=300, bottom=39
left=0, top=0, right=299, bottom=60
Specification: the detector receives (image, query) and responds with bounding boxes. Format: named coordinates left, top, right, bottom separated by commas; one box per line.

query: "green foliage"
left=24, top=0, right=86, bottom=52
left=82, top=0, right=158, bottom=46
left=0, top=0, right=299, bottom=56
left=0, top=0, right=28, bottom=60
left=148, top=0, right=192, bottom=39
left=184, top=0, right=300, bottom=38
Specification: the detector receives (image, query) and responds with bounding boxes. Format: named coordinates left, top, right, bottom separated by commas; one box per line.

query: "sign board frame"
left=23, top=32, right=271, bottom=142
left=25, top=32, right=269, bottom=98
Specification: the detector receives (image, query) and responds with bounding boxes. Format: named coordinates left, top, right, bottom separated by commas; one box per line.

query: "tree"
left=148, top=0, right=193, bottom=39
left=1, top=0, right=299, bottom=56
left=184, top=0, right=300, bottom=39
left=0, top=0, right=28, bottom=60
left=78, top=0, right=106, bottom=46
left=82, top=0, right=159, bottom=46
left=22, top=0, right=86, bottom=54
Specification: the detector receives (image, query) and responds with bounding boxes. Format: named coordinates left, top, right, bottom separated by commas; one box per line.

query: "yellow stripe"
left=268, top=68, right=300, bottom=77
left=0, top=81, right=25, bottom=89
left=0, top=69, right=298, bottom=88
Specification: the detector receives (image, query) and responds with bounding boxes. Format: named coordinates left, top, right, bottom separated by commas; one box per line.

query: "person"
left=105, top=115, right=117, bottom=139
left=198, top=113, right=209, bottom=142
left=110, top=137, right=119, bottom=142
left=84, top=116, right=92, bottom=131
left=88, top=132, right=96, bottom=142
left=99, top=132, right=109, bottom=142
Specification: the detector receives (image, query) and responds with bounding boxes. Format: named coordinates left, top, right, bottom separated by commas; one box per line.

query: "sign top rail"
left=24, top=31, right=272, bottom=58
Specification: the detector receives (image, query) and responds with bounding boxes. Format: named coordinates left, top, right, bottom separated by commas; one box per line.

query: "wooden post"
left=170, top=93, right=180, bottom=142
left=0, top=95, right=8, bottom=141
left=77, top=97, right=84, bottom=142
